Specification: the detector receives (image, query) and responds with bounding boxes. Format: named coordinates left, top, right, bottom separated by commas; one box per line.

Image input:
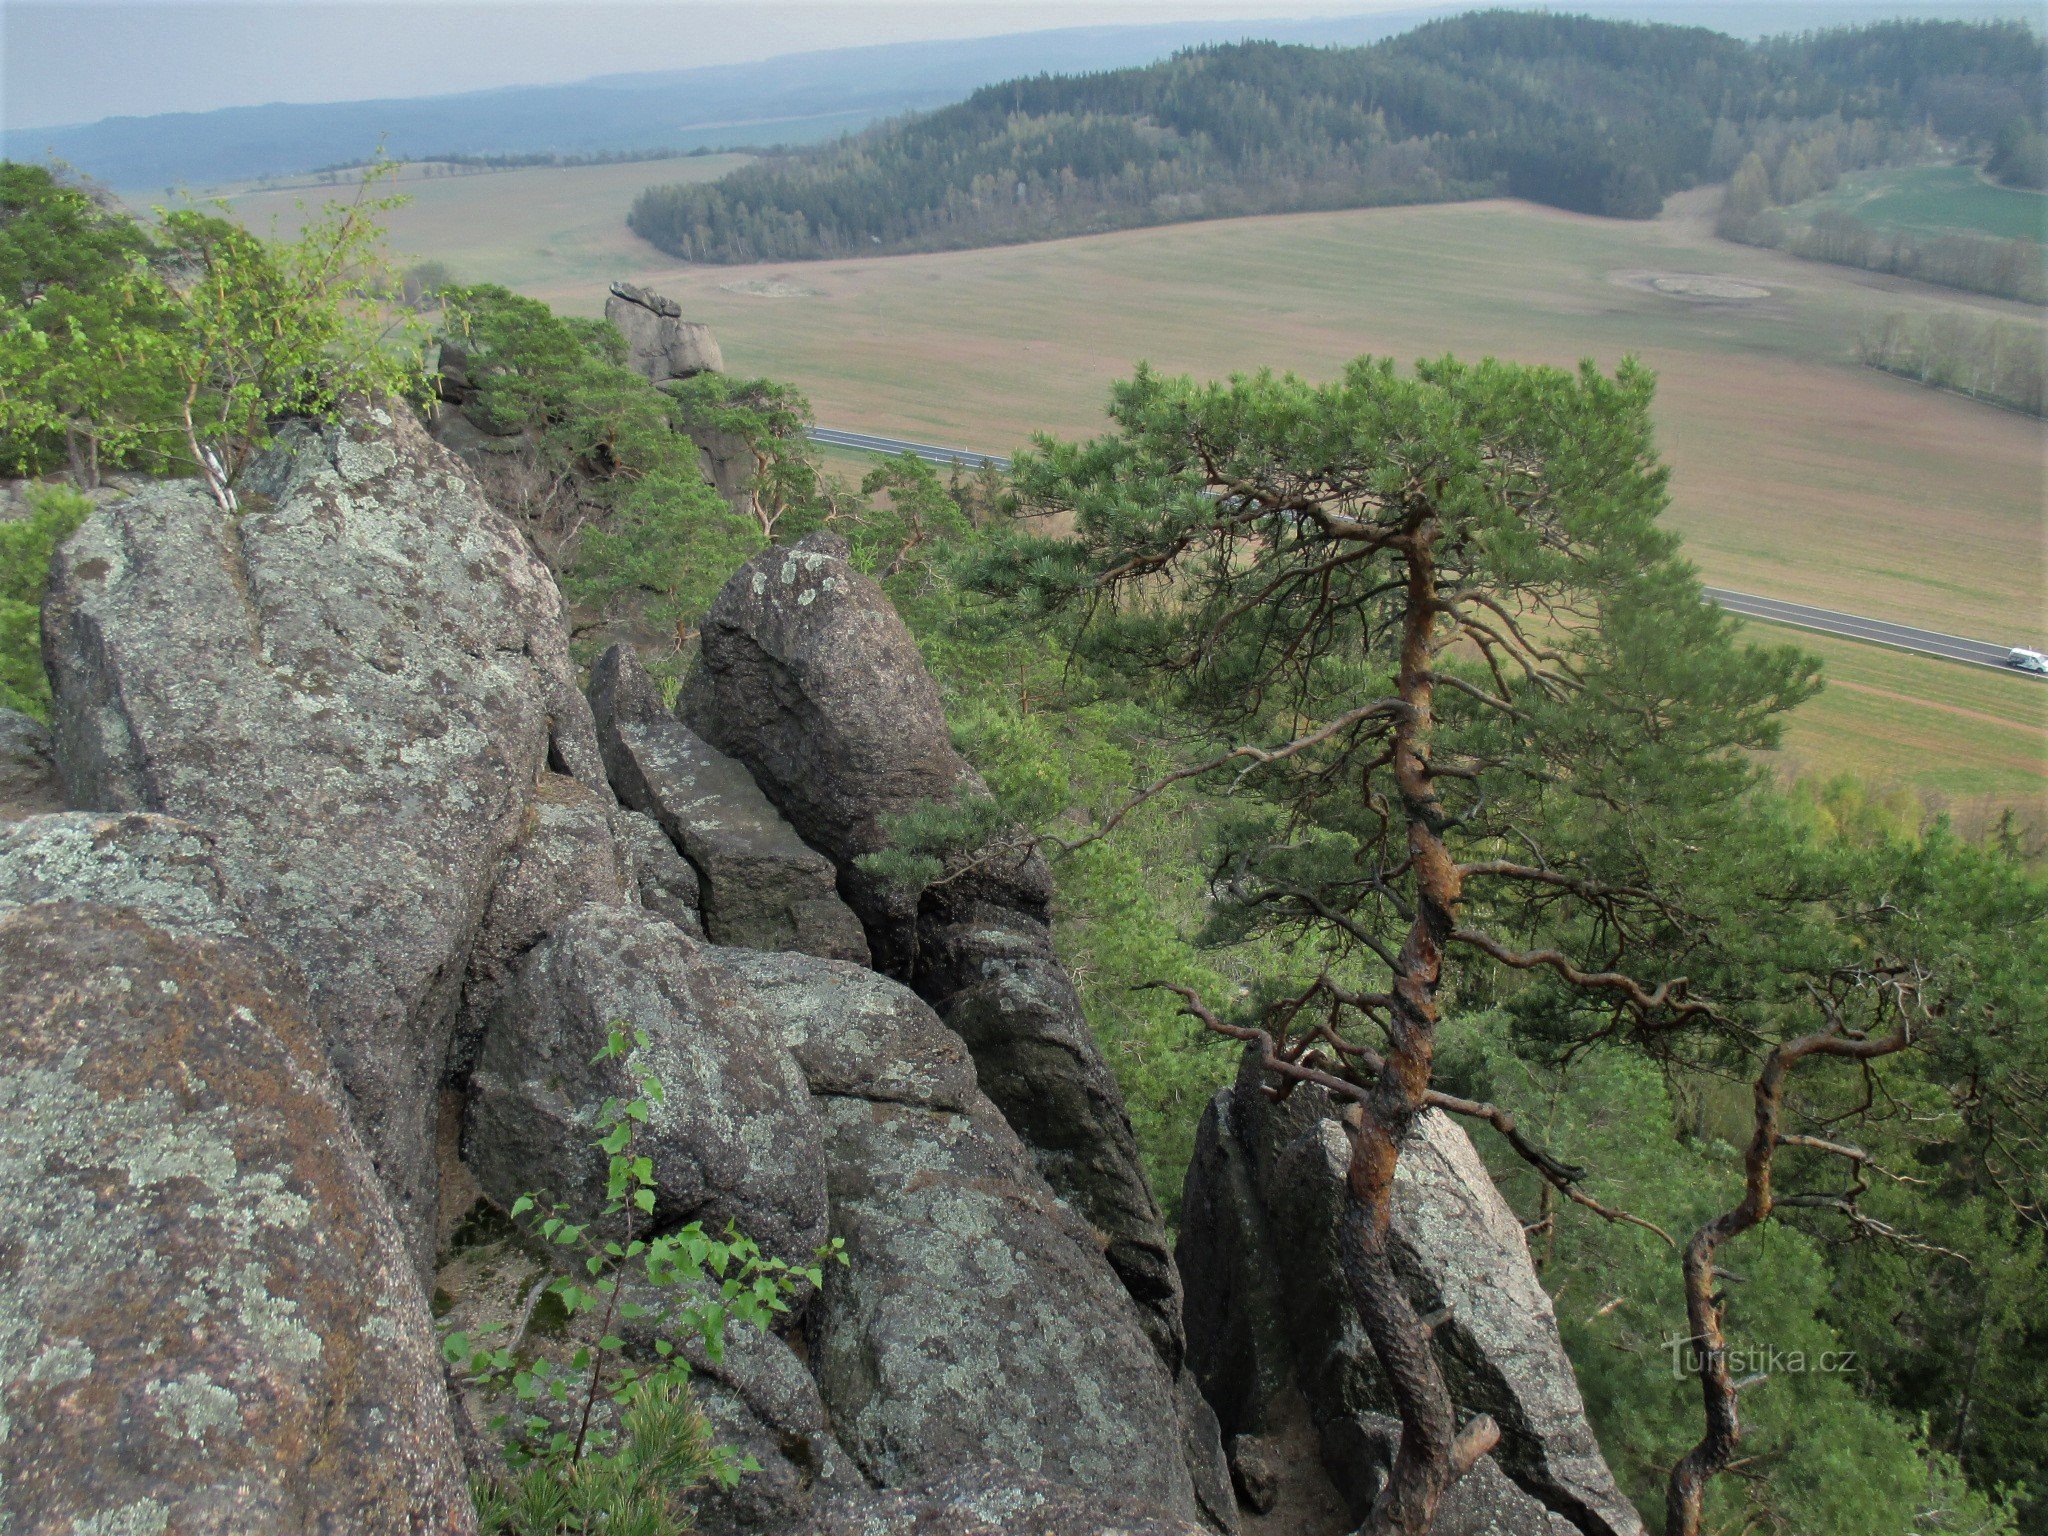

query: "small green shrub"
left=445, top=1025, right=843, bottom=1535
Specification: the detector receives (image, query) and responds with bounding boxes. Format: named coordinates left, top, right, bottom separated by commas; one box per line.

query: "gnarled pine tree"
left=973, top=355, right=1819, bottom=1533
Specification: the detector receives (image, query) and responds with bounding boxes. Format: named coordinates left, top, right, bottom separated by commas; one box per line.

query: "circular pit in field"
left=1608, top=269, right=1773, bottom=302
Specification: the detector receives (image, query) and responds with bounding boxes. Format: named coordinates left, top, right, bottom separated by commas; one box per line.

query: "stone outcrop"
left=817, top=1468, right=1212, bottom=1535
left=591, top=642, right=867, bottom=962
left=679, top=531, right=1045, bottom=963
left=464, top=902, right=828, bottom=1267
left=14, top=400, right=1636, bottom=1535
left=715, top=945, right=1230, bottom=1532
left=606, top=281, right=725, bottom=382
left=0, top=707, right=60, bottom=819
left=1177, top=1049, right=1645, bottom=1536
left=0, top=896, right=471, bottom=1535
left=680, top=531, right=1182, bottom=1355
left=41, top=405, right=610, bottom=1270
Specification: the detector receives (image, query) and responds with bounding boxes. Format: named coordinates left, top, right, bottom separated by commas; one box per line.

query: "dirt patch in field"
left=717, top=275, right=820, bottom=298
left=1609, top=268, right=1772, bottom=301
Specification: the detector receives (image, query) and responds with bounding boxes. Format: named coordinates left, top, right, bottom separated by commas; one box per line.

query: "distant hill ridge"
left=626, top=11, right=2044, bottom=262
left=3, top=2, right=2036, bottom=191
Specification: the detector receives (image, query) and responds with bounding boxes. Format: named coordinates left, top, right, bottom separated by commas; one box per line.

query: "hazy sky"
left=2, top=0, right=1431, bottom=129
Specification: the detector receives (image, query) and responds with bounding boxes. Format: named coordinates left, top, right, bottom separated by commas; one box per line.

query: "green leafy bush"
left=445, top=1026, right=844, bottom=1536
left=0, top=162, right=428, bottom=503
left=0, top=482, right=89, bottom=718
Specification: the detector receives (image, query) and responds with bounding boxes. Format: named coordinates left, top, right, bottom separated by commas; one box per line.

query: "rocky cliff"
left=0, top=400, right=1638, bottom=1534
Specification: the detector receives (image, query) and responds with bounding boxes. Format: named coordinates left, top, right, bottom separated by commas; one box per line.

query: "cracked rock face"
left=714, top=946, right=1229, bottom=1532
left=590, top=642, right=867, bottom=962
left=680, top=533, right=1183, bottom=1359
left=450, top=772, right=634, bottom=1079
left=0, top=903, right=472, bottom=1536
left=814, top=1093, right=1209, bottom=1521
left=1177, top=1049, right=1646, bottom=1536
left=464, top=902, right=829, bottom=1270
left=40, top=405, right=610, bottom=1272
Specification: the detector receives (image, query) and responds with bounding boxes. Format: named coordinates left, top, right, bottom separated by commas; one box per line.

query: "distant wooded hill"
left=7, top=4, right=2034, bottom=193
left=628, top=13, right=2044, bottom=262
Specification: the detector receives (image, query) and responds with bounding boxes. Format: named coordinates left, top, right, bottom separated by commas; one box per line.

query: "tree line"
left=626, top=14, right=2042, bottom=263
left=311, top=146, right=722, bottom=180
left=1715, top=122, right=2045, bottom=304
left=1858, top=309, right=2046, bottom=416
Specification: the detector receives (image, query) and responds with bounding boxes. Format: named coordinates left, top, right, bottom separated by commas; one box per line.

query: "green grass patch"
left=1758, top=624, right=2047, bottom=818
left=1797, top=163, right=2048, bottom=244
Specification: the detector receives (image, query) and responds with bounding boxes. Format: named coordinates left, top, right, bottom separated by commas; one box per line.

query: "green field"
left=1796, top=163, right=2048, bottom=244
left=222, top=162, right=2047, bottom=814
left=1759, top=625, right=2046, bottom=812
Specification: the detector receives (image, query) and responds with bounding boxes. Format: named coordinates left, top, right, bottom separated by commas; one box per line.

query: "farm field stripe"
left=809, top=427, right=2044, bottom=677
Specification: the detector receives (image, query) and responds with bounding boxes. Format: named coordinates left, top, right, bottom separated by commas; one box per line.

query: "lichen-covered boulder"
left=589, top=643, right=866, bottom=962
left=0, top=811, right=248, bottom=936
left=0, top=707, right=61, bottom=819
left=707, top=947, right=1227, bottom=1530
left=924, top=909, right=1184, bottom=1358
left=464, top=902, right=827, bottom=1267
left=679, top=536, right=1178, bottom=1355
left=605, top=281, right=724, bottom=382
left=679, top=530, right=1047, bottom=968
left=812, top=1092, right=1209, bottom=1524
left=817, top=1467, right=1211, bottom=1536
left=1177, top=1049, right=1645, bottom=1536
left=711, top=946, right=980, bottom=1111
left=41, top=405, right=612, bottom=1270
left=0, top=902, right=473, bottom=1535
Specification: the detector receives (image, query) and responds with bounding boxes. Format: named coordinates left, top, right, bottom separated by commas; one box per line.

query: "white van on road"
left=2008, top=648, right=2048, bottom=674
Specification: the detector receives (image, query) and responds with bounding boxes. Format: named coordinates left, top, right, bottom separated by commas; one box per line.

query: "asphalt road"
left=810, top=427, right=2040, bottom=676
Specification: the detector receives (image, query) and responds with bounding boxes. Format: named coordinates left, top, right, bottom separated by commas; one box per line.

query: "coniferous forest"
left=627, top=13, right=2043, bottom=263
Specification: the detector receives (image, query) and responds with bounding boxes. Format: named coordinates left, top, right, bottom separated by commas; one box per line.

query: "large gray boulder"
left=1177, top=1050, right=1645, bottom=1536
left=814, top=1092, right=1207, bottom=1520
left=679, top=534, right=1179, bottom=1356
left=714, top=946, right=1232, bottom=1533
left=678, top=531, right=1047, bottom=966
left=464, top=902, right=828, bottom=1269
left=605, top=281, right=724, bottom=382
left=0, top=900, right=473, bottom=1535
left=589, top=642, right=866, bottom=962
left=41, top=405, right=612, bottom=1270
left=818, top=1467, right=1211, bottom=1535
left=0, top=707, right=61, bottom=820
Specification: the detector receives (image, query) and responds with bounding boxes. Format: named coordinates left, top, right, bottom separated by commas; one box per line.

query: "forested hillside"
left=628, top=13, right=2043, bottom=262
